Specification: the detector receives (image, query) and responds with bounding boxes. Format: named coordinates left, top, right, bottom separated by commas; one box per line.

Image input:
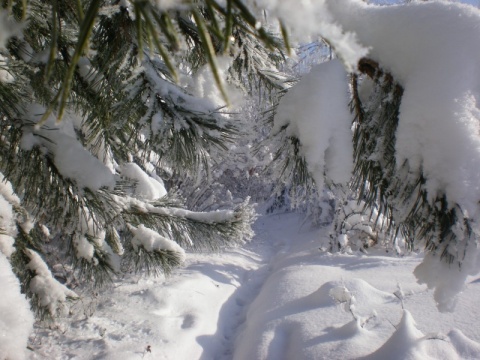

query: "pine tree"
left=268, top=0, right=480, bottom=310
left=0, top=0, right=286, bottom=318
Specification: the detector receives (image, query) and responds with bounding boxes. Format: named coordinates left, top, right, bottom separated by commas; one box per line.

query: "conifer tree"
left=0, top=0, right=285, bottom=317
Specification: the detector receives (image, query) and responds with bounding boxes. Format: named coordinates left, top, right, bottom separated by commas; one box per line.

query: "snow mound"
left=448, top=329, right=480, bottom=360
left=305, top=278, right=395, bottom=309
left=361, top=310, right=425, bottom=360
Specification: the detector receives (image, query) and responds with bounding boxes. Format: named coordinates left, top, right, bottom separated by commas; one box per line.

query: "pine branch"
left=351, top=57, right=475, bottom=264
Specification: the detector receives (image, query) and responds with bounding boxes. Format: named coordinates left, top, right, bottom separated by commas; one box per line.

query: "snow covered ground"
left=28, top=211, right=480, bottom=359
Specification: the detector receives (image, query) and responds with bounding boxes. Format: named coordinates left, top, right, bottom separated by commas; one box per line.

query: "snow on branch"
left=273, top=59, right=353, bottom=191
left=327, top=0, right=480, bottom=311
left=25, top=249, right=78, bottom=317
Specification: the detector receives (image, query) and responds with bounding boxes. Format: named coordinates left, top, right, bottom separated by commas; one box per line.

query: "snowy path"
left=28, top=212, right=287, bottom=359
left=29, top=212, right=480, bottom=359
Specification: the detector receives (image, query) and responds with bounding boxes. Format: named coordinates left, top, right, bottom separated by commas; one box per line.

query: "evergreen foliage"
left=0, top=0, right=283, bottom=317
left=1, top=0, right=476, bottom=321
left=350, top=59, right=475, bottom=262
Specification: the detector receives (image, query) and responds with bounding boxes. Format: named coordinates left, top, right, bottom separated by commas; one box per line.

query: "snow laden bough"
left=275, top=0, right=480, bottom=311
left=0, top=80, right=255, bottom=324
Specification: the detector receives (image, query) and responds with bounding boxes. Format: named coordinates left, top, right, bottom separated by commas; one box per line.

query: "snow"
left=113, top=195, right=242, bottom=224
left=27, top=213, right=480, bottom=359
left=0, top=177, right=17, bottom=257
left=0, top=10, right=24, bottom=50
left=320, top=0, right=480, bottom=310
left=20, top=104, right=116, bottom=191
left=72, top=208, right=121, bottom=271
left=274, top=59, right=353, bottom=190
left=118, top=162, right=167, bottom=200
left=326, top=0, right=480, bottom=217
left=50, top=134, right=116, bottom=191
left=128, top=224, right=186, bottom=262
left=9, top=0, right=480, bottom=357
left=73, top=234, right=95, bottom=261
left=26, top=250, right=79, bottom=317
left=0, top=54, right=14, bottom=83
left=188, top=56, right=244, bottom=107
left=253, top=0, right=369, bottom=70
left=0, top=252, right=34, bottom=360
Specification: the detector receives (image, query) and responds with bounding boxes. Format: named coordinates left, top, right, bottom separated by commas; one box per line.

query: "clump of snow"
left=26, top=250, right=78, bottom=316
left=118, top=162, right=167, bottom=200
left=72, top=208, right=121, bottom=271
left=0, top=10, right=25, bottom=50
left=253, top=0, right=369, bottom=70
left=0, top=193, right=16, bottom=257
left=0, top=172, right=21, bottom=205
left=73, top=234, right=95, bottom=261
left=52, top=134, right=115, bottom=191
left=0, top=252, right=34, bottom=360
left=274, top=59, right=353, bottom=190
left=128, top=224, right=186, bottom=263
left=0, top=234, right=15, bottom=258
left=327, top=0, right=480, bottom=217
left=20, top=104, right=115, bottom=191
left=413, top=248, right=480, bottom=312
left=188, top=55, right=244, bottom=107
left=330, top=285, right=353, bottom=303
left=0, top=54, right=14, bottom=83
left=0, top=173, right=21, bottom=257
